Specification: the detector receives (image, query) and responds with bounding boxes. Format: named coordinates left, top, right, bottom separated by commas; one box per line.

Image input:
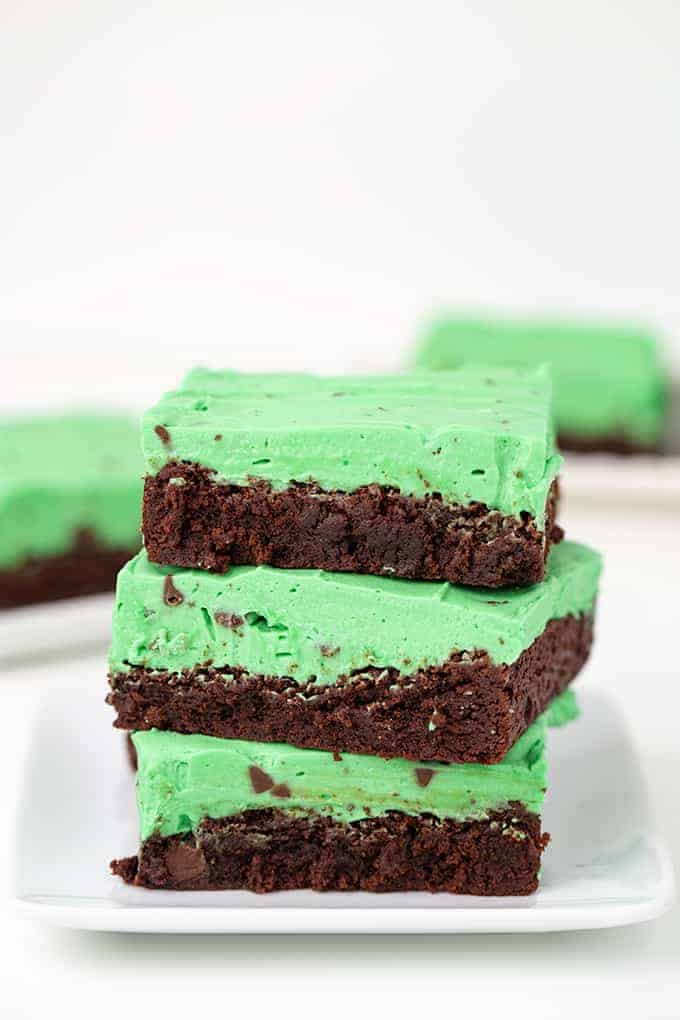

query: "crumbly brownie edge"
left=111, top=805, right=548, bottom=895
left=142, top=464, right=562, bottom=588
left=558, top=432, right=663, bottom=456
left=0, top=530, right=137, bottom=610
left=108, top=612, right=592, bottom=764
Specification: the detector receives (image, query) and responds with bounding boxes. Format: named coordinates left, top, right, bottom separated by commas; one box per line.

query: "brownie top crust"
left=109, top=541, right=601, bottom=680
left=131, top=692, right=577, bottom=841
left=414, top=316, right=667, bottom=449
left=0, top=412, right=142, bottom=569
left=142, top=366, right=562, bottom=526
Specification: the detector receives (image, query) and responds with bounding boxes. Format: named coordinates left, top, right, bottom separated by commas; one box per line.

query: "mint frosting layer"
left=0, top=413, right=143, bottom=569
left=132, top=693, right=578, bottom=841
left=414, top=317, right=667, bottom=447
left=142, top=366, right=562, bottom=524
left=110, top=541, right=602, bottom=681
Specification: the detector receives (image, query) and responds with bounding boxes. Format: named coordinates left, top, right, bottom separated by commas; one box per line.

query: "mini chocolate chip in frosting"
left=214, top=612, right=245, bottom=629
left=271, top=783, right=291, bottom=799
left=414, top=768, right=435, bottom=788
left=163, top=575, right=184, bottom=606
left=320, top=644, right=340, bottom=658
left=154, top=424, right=172, bottom=446
left=332, top=751, right=342, bottom=762
left=248, top=765, right=275, bottom=794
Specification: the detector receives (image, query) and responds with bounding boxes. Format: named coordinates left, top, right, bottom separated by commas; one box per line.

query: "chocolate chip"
left=332, top=751, right=342, bottom=762
left=165, top=841, right=208, bottom=882
left=214, top=612, right=244, bottom=629
left=163, top=575, right=184, bottom=606
left=271, top=783, right=291, bottom=798
left=248, top=765, right=274, bottom=794
left=154, top=424, right=171, bottom=446
left=214, top=434, right=223, bottom=441
left=320, top=644, right=340, bottom=658
left=415, top=768, right=435, bottom=788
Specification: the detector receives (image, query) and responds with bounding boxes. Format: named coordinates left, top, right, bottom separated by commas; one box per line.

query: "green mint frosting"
left=132, top=692, right=578, bottom=841
left=141, top=365, right=562, bottom=524
left=0, top=413, right=143, bottom=569
left=110, top=541, right=601, bottom=681
left=414, top=317, right=667, bottom=447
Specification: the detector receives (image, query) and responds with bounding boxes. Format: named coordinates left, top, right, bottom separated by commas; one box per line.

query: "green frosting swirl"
left=110, top=542, right=601, bottom=681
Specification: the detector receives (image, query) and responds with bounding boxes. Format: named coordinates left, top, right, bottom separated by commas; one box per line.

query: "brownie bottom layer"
left=0, top=530, right=137, bottom=610
left=111, top=805, right=548, bottom=895
left=109, top=612, right=592, bottom=764
left=142, top=464, right=562, bottom=588
left=558, top=432, right=661, bottom=455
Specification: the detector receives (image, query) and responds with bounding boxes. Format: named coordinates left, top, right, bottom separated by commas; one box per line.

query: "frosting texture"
left=414, top=317, right=667, bottom=447
left=109, top=541, right=602, bottom=680
left=141, top=366, right=562, bottom=523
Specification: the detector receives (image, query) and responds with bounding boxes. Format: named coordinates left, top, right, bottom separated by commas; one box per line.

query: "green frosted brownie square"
left=107, top=540, right=601, bottom=764
left=111, top=693, right=578, bottom=896
left=0, top=413, right=142, bottom=608
left=141, top=366, right=563, bottom=587
left=414, top=316, right=668, bottom=453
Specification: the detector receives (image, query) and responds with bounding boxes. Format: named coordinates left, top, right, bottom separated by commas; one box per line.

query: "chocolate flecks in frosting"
left=163, top=575, right=184, bottom=606
left=333, top=751, right=342, bottom=762
left=415, top=768, right=436, bottom=788
left=154, top=425, right=172, bottom=446
left=214, top=612, right=245, bottom=629
left=165, top=841, right=208, bottom=882
left=248, top=765, right=275, bottom=794
left=214, top=434, right=223, bottom=441
left=271, top=783, right=291, bottom=799
left=320, top=644, right=340, bottom=658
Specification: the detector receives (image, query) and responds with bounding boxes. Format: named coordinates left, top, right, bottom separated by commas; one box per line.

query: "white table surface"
left=2, top=502, right=679, bottom=1020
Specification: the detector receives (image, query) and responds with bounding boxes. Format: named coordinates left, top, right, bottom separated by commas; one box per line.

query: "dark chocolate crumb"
left=154, top=425, right=171, bottom=446
left=214, top=612, right=245, bottom=629
left=248, top=766, right=274, bottom=794
left=163, top=576, right=184, bottom=606
left=271, top=783, right=291, bottom=799
left=320, top=644, right=340, bottom=658
left=415, top=767, right=435, bottom=788
left=333, top=751, right=342, bottom=762
left=165, top=841, right=208, bottom=882
left=214, top=434, right=223, bottom=441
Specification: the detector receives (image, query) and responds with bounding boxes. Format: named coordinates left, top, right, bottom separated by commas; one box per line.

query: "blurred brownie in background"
left=0, top=413, right=142, bottom=609
left=414, top=316, right=668, bottom=454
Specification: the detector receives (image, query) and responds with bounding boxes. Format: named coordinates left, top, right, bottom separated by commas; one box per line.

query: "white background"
left=1, top=3, right=680, bottom=1018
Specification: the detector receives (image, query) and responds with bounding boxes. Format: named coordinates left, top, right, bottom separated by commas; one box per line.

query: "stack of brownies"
left=109, top=365, right=602, bottom=895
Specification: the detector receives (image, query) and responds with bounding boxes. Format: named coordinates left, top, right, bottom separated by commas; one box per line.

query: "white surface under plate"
left=12, top=682, right=675, bottom=934
left=0, top=593, right=115, bottom=662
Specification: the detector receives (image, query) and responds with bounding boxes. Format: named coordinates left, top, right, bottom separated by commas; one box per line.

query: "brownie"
left=112, top=805, right=548, bottom=896
left=140, top=366, right=563, bottom=587
left=0, top=530, right=136, bottom=610
left=143, top=466, right=562, bottom=589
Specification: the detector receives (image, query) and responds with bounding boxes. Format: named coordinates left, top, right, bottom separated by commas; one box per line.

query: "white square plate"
left=12, top=682, right=674, bottom=933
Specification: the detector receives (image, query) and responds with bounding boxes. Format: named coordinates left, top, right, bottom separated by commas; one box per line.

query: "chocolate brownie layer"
left=111, top=804, right=548, bottom=895
left=142, top=465, right=562, bottom=588
left=108, top=612, right=592, bottom=764
left=558, top=433, right=662, bottom=455
left=0, top=530, right=136, bottom=610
